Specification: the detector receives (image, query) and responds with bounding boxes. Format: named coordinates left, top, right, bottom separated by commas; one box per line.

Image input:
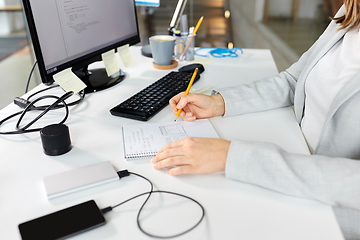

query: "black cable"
left=16, top=92, right=72, bottom=132
left=0, top=111, right=27, bottom=134
left=26, top=85, right=85, bottom=110
left=105, top=171, right=205, bottom=239
left=26, top=84, right=60, bottom=101
left=0, top=90, right=84, bottom=135
left=0, top=57, right=86, bottom=135
left=0, top=92, right=72, bottom=134
left=25, top=60, right=38, bottom=94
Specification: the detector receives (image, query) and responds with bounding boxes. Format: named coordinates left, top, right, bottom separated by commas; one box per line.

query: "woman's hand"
left=170, top=93, right=225, bottom=121
left=151, top=137, right=231, bottom=175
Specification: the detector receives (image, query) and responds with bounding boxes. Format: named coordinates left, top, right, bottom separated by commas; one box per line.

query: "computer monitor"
left=22, top=0, right=140, bottom=93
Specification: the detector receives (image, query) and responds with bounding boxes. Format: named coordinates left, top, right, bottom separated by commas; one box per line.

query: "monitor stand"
left=74, top=65, right=125, bottom=93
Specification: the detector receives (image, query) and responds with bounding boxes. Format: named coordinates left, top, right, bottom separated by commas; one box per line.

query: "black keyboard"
left=110, top=71, right=200, bottom=121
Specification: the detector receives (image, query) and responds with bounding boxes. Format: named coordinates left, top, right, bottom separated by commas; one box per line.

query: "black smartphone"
left=18, top=200, right=106, bottom=240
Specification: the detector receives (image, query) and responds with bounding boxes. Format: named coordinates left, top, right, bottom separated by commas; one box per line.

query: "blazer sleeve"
left=214, top=37, right=319, bottom=117
left=225, top=140, right=360, bottom=211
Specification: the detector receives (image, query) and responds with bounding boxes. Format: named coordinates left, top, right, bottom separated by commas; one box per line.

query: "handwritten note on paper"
left=101, top=49, right=119, bottom=76
left=53, top=68, right=86, bottom=94
left=117, top=44, right=135, bottom=68
left=122, top=119, right=219, bottom=160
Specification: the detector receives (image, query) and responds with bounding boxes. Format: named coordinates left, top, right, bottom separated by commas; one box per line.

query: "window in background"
left=262, top=0, right=342, bottom=56
left=0, top=1, right=27, bottom=61
left=136, top=0, right=233, bottom=49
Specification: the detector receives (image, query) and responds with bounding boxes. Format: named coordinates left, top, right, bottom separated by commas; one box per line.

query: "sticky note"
left=101, top=49, right=119, bottom=76
left=189, top=59, right=213, bottom=66
left=117, top=44, right=135, bottom=68
left=53, top=68, right=86, bottom=94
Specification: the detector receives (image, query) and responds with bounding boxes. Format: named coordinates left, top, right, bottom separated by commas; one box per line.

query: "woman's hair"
left=334, top=0, right=360, bottom=30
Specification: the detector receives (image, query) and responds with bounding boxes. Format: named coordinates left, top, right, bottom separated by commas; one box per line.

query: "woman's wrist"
left=212, top=94, right=225, bottom=116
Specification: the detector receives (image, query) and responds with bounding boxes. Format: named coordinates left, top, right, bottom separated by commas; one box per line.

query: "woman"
left=152, top=1, right=360, bottom=239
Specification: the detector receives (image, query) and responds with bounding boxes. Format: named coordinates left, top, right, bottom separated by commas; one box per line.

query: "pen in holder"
left=175, top=34, right=195, bottom=62
left=177, top=16, right=203, bottom=62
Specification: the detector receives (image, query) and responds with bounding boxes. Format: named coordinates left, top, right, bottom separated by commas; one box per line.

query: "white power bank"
left=43, top=161, right=119, bottom=199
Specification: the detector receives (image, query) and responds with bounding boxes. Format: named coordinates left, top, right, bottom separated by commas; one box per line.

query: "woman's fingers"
left=153, top=156, right=187, bottom=170
left=167, top=165, right=196, bottom=175
left=154, top=140, right=184, bottom=156
left=182, top=112, right=196, bottom=121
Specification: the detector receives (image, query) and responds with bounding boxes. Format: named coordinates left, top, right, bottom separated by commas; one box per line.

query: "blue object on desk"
left=135, top=0, right=160, bottom=7
left=195, top=47, right=243, bottom=58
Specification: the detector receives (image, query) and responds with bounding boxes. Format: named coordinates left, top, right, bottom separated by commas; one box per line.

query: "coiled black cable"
left=0, top=89, right=85, bottom=135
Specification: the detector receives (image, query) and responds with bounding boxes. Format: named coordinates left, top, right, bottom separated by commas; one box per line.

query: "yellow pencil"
left=180, top=16, right=203, bottom=58
left=174, top=68, right=199, bottom=121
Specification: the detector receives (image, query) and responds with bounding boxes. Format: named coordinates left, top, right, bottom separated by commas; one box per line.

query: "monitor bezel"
left=22, top=0, right=141, bottom=85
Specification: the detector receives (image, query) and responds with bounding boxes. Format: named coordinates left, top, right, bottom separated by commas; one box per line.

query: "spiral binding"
left=126, top=151, right=157, bottom=159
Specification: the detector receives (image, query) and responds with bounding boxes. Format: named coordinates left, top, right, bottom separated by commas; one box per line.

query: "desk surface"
left=0, top=47, right=344, bottom=240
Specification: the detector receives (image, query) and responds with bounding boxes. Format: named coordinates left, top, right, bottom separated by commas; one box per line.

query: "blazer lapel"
left=294, top=27, right=348, bottom=123
left=324, top=72, right=360, bottom=126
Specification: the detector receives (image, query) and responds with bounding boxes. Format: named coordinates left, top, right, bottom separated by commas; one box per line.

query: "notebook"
left=122, top=119, right=219, bottom=160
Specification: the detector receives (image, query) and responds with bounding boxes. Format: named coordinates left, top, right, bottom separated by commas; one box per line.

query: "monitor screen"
left=22, top=0, right=140, bottom=93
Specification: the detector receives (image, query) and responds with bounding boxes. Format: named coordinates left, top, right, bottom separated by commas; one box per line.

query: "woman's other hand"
left=151, top=137, right=231, bottom=175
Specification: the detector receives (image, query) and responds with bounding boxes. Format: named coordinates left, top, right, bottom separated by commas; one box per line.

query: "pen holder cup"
left=175, top=35, right=195, bottom=62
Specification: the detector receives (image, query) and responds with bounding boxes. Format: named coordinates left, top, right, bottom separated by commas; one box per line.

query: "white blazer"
left=216, top=5, right=360, bottom=239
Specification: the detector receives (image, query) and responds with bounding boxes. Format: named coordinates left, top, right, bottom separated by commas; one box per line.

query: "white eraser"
left=43, top=161, right=119, bottom=199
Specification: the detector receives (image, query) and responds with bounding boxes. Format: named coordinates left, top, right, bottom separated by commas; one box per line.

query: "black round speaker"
left=40, top=124, right=72, bottom=156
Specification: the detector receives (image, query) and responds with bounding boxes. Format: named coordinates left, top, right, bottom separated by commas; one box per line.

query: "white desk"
left=0, top=47, right=344, bottom=240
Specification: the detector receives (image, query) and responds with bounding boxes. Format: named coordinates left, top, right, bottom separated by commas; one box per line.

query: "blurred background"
left=0, top=0, right=343, bottom=109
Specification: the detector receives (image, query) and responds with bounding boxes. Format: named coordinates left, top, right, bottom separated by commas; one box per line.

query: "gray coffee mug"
left=149, top=35, right=178, bottom=65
